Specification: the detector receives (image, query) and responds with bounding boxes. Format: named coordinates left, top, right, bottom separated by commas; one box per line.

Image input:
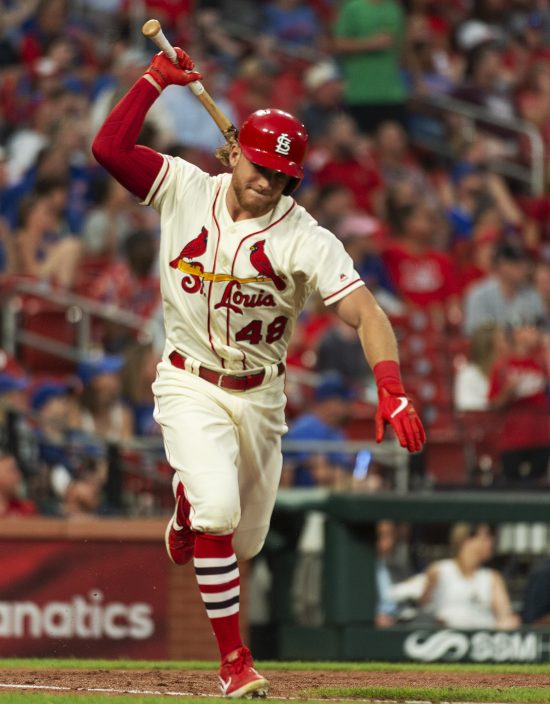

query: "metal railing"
left=1, top=277, right=150, bottom=362
left=409, top=93, right=546, bottom=195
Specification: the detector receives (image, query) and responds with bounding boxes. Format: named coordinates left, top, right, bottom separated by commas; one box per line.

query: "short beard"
left=232, top=180, right=279, bottom=218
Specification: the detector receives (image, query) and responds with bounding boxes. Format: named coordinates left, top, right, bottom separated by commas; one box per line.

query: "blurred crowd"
left=0, top=0, right=549, bottom=517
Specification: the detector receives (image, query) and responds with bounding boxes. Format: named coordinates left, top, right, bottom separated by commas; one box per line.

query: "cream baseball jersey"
left=143, top=157, right=365, bottom=373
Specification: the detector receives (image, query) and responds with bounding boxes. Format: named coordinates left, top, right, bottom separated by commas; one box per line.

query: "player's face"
left=228, top=146, right=289, bottom=219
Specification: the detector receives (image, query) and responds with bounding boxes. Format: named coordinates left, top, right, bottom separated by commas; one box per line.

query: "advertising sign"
left=0, top=541, right=168, bottom=658
left=404, top=629, right=547, bottom=663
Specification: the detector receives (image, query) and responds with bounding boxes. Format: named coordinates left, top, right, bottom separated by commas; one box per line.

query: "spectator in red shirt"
left=89, top=228, right=160, bottom=351
left=382, top=200, right=460, bottom=317
left=454, top=223, right=500, bottom=294
left=306, top=114, right=384, bottom=215
left=90, top=228, right=159, bottom=316
left=227, top=56, right=303, bottom=126
left=0, top=452, right=37, bottom=517
left=488, top=322, right=550, bottom=485
left=19, top=0, right=70, bottom=68
left=19, top=0, right=97, bottom=75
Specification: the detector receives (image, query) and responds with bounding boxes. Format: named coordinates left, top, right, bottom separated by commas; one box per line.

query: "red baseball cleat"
left=164, top=475, right=195, bottom=566
left=219, top=646, right=269, bottom=699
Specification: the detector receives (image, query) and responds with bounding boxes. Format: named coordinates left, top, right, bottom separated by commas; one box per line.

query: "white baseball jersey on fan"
left=149, top=156, right=364, bottom=557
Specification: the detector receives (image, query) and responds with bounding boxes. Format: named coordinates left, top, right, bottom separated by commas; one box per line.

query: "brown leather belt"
left=169, top=351, right=285, bottom=392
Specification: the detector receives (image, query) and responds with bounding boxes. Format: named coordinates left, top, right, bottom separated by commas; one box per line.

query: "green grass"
left=2, top=689, right=550, bottom=704
left=303, top=686, right=550, bottom=702
left=2, top=659, right=550, bottom=703
left=2, top=658, right=550, bottom=673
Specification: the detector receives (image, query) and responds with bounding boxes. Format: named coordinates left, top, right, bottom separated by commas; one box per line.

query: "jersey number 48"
left=235, top=316, right=288, bottom=345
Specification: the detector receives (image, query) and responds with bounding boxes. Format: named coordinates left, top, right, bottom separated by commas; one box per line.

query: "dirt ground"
left=2, top=668, right=550, bottom=698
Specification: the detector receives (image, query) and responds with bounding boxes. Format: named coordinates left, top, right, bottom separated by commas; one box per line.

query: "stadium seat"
left=425, top=433, right=468, bottom=485
left=19, top=298, right=76, bottom=375
left=344, top=401, right=376, bottom=441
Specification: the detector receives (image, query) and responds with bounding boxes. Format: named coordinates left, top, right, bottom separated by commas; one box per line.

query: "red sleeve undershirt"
left=91, top=77, right=164, bottom=201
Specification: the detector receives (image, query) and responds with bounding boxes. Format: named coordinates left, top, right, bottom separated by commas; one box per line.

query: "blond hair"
left=215, top=143, right=232, bottom=168
left=449, top=522, right=493, bottom=556
left=449, top=522, right=473, bottom=556
left=469, top=323, right=498, bottom=377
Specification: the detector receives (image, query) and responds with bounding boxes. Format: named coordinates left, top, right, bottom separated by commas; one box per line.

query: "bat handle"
left=142, top=18, right=236, bottom=141
left=142, top=18, right=204, bottom=96
left=187, top=81, right=205, bottom=97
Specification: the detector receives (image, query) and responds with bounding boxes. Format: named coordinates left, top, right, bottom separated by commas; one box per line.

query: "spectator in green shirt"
left=333, top=0, right=407, bottom=134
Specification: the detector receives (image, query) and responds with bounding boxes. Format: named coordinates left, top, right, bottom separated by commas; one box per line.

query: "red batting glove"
left=144, top=48, right=202, bottom=91
left=374, top=361, right=426, bottom=454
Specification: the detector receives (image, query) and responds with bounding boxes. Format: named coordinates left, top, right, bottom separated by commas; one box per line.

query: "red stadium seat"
left=344, top=401, right=376, bottom=441
left=19, top=298, right=76, bottom=375
left=425, top=433, right=468, bottom=485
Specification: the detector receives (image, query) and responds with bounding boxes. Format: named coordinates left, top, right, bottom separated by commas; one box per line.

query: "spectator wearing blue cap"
left=0, top=372, right=29, bottom=405
left=31, top=377, right=111, bottom=513
left=446, top=147, right=528, bottom=245
left=447, top=161, right=489, bottom=242
left=31, top=380, right=78, bottom=496
left=31, top=380, right=74, bottom=414
left=282, top=373, right=354, bottom=489
left=78, top=354, right=134, bottom=441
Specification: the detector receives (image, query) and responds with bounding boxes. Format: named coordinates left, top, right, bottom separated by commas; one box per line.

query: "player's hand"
left=375, top=380, right=426, bottom=453
left=144, top=48, right=202, bottom=91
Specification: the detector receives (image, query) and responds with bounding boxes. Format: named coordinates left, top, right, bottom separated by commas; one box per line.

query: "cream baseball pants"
left=152, top=359, right=287, bottom=560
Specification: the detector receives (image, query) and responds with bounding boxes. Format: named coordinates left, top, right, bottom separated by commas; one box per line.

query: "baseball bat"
left=141, top=19, right=238, bottom=144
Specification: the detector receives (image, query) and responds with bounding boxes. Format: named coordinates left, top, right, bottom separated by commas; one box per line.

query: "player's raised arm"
left=332, top=286, right=426, bottom=453
left=91, top=49, right=202, bottom=200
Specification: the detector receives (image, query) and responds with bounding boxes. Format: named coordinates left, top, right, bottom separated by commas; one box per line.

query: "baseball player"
left=92, top=47, right=426, bottom=698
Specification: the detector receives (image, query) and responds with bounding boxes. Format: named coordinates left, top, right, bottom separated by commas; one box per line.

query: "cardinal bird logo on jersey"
left=170, top=226, right=208, bottom=294
left=170, top=227, right=208, bottom=267
left=249, top=240, right=286, bottom=291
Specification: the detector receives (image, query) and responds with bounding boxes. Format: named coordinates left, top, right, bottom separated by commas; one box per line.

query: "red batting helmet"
left=238, top=109, right=308, bottom=194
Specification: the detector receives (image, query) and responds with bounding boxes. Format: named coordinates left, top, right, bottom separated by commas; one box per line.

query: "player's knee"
left=191, top=503, right=241, bottom=534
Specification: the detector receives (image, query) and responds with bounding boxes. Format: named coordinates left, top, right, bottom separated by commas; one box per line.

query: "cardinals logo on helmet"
left=275, top=133, right=291, bottom=156
left=249, top=240, right=286, bottom=291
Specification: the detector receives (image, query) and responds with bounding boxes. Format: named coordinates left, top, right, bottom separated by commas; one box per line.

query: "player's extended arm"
left=91, top=49, right=201, bottom=200
left=332, top=286, right=426, bottom=453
